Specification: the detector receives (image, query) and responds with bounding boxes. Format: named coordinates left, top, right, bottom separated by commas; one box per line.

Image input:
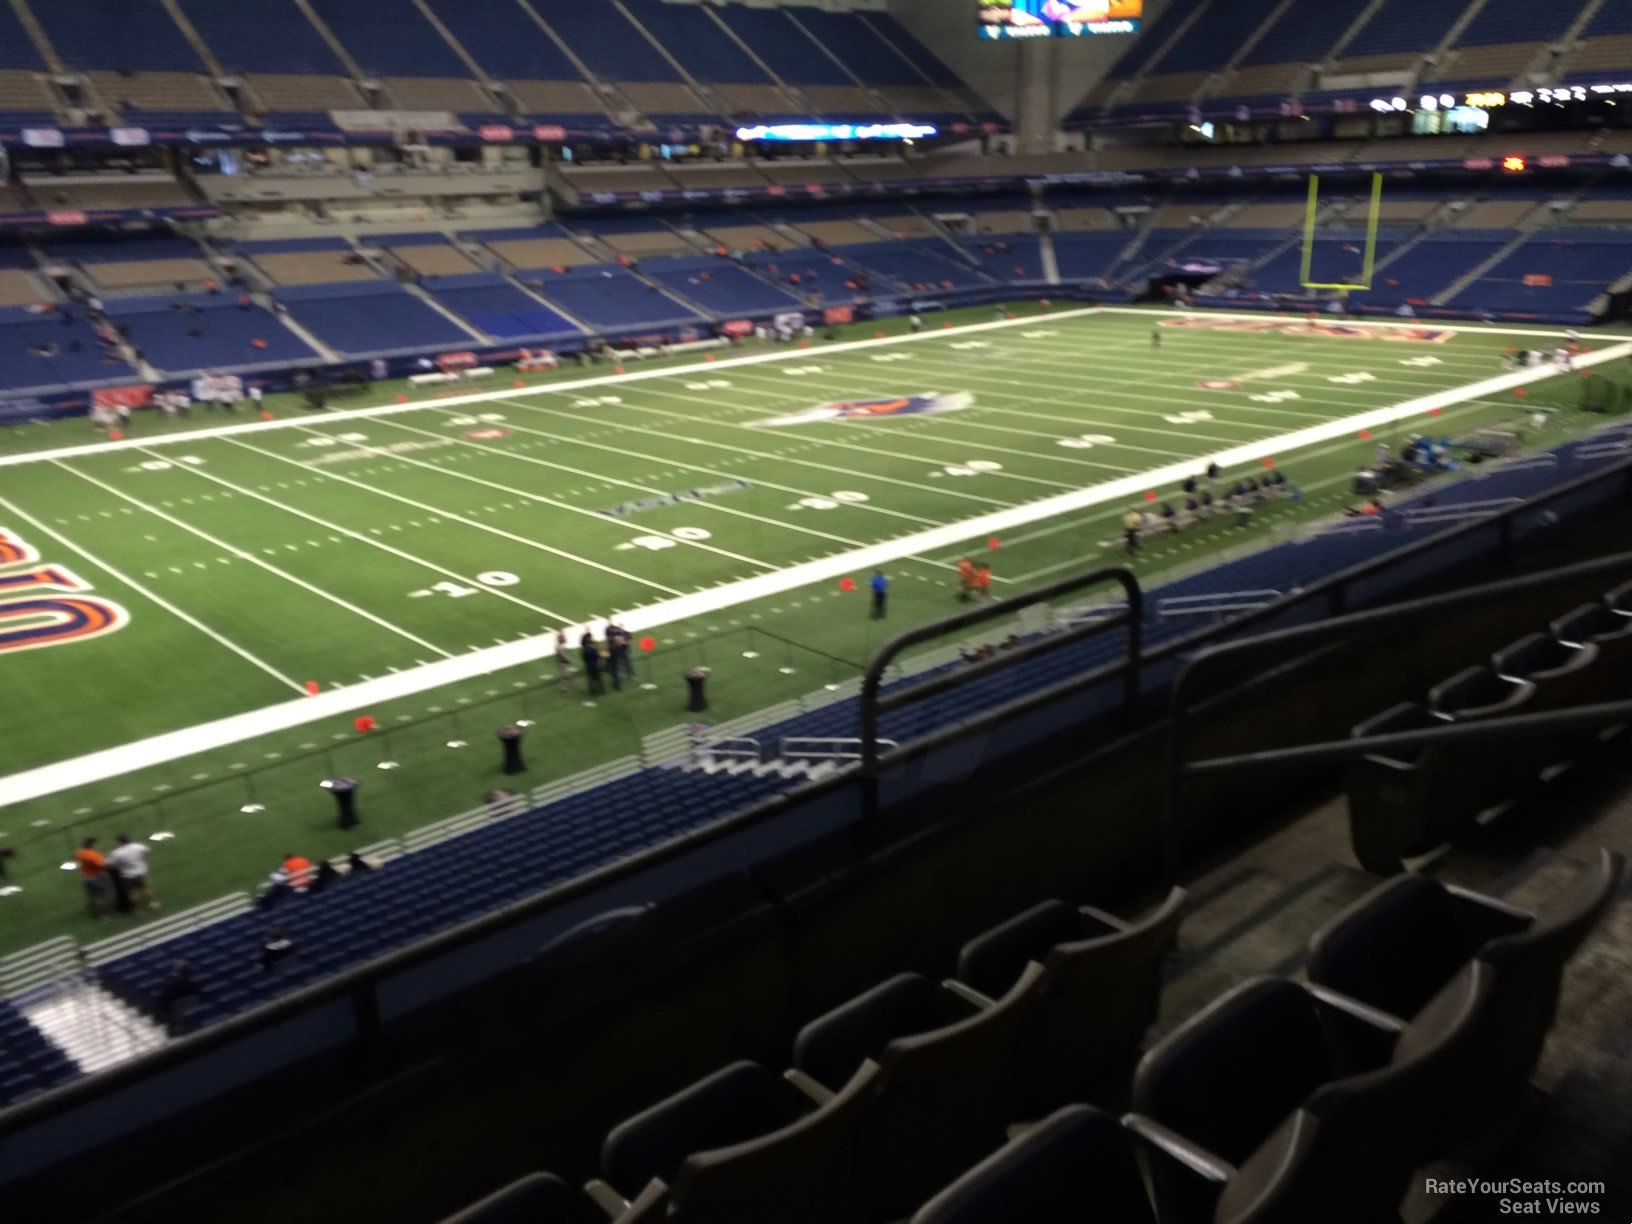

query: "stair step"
left=20, top=979, right=166, bottom=1074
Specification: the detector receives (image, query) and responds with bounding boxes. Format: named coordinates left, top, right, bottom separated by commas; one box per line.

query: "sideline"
left=3, top=338, right=1624, bottom=809
left=0, top=306, right=1103, bottom=469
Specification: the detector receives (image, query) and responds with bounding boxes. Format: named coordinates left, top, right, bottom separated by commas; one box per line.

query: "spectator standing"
left=554, top=629, right=572, bottom=693
left=870, top=569, right=888, bottom=619
left=580, top=630, right=605, bottom=696
left=74, top=837, right=112, bottom=918
left=607, top=620, right=634, bottom=686
left=107, top=834, right=154, bottom=912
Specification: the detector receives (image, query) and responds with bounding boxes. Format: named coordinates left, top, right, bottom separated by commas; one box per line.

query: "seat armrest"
left=1441, top=883, right=1535, bottom=928
left=783, top=1066, right=835, bottom=1105
left=1123, top=1113, right=1235, bottom=1183
left=941, top=978, right=996, bottom=1009
left=586, top=1178, right=636, bottom=1218
left=1078, top=903, right=1133, bottom=933
left=1307, top=983, right=1408, bottom=1033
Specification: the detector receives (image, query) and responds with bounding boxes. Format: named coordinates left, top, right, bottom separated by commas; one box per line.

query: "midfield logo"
left=748, top=392, right=974, bottom=428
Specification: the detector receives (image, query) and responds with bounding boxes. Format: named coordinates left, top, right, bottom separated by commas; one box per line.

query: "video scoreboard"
left=979, top=0, right=1142, bottom=40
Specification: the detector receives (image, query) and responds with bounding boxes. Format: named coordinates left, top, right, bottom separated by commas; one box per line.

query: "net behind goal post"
left=1301, top=172, right=1383, bottom=293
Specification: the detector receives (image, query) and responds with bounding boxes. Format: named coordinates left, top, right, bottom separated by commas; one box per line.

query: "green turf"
left=0, top=303, right=1617, bottom=958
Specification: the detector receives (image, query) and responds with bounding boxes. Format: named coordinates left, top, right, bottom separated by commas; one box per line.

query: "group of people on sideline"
left=72, top=835, right=155, bottom=918
left=555, top=621, right=637, bottom=696
left=1124, top=461, right=1296, bottom=555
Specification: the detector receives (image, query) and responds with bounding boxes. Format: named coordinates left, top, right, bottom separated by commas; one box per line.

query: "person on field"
left=974, top=562, right=993, bottom=601
left=870, top=569, right=889, bottom=619
left=555, top=629, right=572, bottom=693
left=580, top=630, right=605, bottom=696
left=74, top=837, right=111, bottom=918
left=107, top=834, right=154, bottom=912
left=1123, top=508, right=1143, bottom=556
left=607, top=619, right=634, bottom=686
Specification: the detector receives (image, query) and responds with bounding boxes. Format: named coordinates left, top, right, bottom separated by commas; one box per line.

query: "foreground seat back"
left=601, top=1061, right=810, bottom=1201
left=1019, top=888, right=1185, bottom=1113
left=1217, top=964, right=1493, bottom=1224
left=1131, top=978, right=1342, bottom=1224
left=863, top=962, right=1047, bottom=1219
left=1306, top=874, right=1523, bottom=1020
left=794, top=972, right=974, bottom=1095
left=956, top=900, right=1091, bottom=1000
left=911, top=1105, right=1156, bottom=1224
left=666, top=1060, right=880, bottom=1224
left=440, top=1172, right=598, bottom=1224
left=1463, top=850, right=1625, bottom=1122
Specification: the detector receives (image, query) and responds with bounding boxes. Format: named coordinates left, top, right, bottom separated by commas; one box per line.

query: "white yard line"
left=420, top=406, right=946, bottom=532
left=498, top=393, right=1017, bottom=508
left=5, top=340, right=1624, bottom=810
left=0, top=494, right=308, bottom=695
left=0, top=306, right=1106, bottom=470
left=144, top=445, right=580, bottom=620
left=273, top=422, right=774, bottom=577
left=50, top=460, right=456, bottom=659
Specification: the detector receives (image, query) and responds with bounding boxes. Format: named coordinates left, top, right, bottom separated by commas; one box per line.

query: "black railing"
left=1162, top=548, right=1632, bottom=885
left=858, top=566, right=1143, bottom=817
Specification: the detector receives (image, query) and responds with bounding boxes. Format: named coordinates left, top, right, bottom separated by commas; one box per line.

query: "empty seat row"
left=1347, top=579, right=1632, bottom=872
left=446, top=848, right=1620, bottom=1222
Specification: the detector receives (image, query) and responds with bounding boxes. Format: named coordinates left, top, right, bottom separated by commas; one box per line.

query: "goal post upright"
left=1300, top=171, right=1384, bottom=293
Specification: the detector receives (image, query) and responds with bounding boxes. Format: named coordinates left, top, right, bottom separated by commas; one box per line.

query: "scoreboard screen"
left=979, top=0, right=1142, bottom=40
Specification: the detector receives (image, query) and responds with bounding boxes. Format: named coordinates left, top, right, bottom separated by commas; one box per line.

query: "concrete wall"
left=887, top=0, right=1176, bottom=146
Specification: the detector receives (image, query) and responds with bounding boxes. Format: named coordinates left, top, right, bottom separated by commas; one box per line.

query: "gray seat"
left=1126, top=967, right=1492, bottom=1224
left=1552, top=600, right=1632, bottom=676
left=955, top=888, right=1185, bottom=1114
left=440, top=1172, right=599, bottom=1224
left=1428, top=665, right=1536, bottom=812
left=661, top=1060, right=882, bottom=1224
left=1309, top=849, right=1624, bottom=1139
left=794, top=963, right=1046, bottom=1220
left=1343, top=702, right=1461, bottom=874
left=600, top=1061, right=814, bottom=1203
left=1492, top=632, right=1604, bottom=770
left=911, top=1105, right=1156, bottom=1224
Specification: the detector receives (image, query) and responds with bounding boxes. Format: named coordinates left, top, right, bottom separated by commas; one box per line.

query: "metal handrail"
left=859, top=567, right=1143, bottom=811
left=1161, top=547, right=1632, bottom=887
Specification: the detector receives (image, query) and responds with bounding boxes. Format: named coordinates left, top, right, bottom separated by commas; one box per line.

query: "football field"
left=0, top=303, right=1618, bottom=956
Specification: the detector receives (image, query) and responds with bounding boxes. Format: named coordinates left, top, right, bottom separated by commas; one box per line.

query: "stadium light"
left=1391, top=97, right=1407, bottom=111
left=1420, top=95, right=1438, bottom=111
left=1439, top=94, right=1455, bottom=108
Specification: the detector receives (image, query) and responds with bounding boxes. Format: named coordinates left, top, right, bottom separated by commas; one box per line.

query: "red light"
left=1502, top=155, right=1527, bottom=173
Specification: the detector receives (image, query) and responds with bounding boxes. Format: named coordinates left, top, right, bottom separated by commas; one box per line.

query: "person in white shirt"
left=107, top=834, right=154, bottom=912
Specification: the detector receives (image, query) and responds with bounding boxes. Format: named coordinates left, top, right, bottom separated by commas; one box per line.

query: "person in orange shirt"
left=956, top=558, right=977, bottom=602
left=281, top=853, right=314, bottom=891
left=74, top=836, right=112, bottom=917
left=975, top=563, right=993, bottom=602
